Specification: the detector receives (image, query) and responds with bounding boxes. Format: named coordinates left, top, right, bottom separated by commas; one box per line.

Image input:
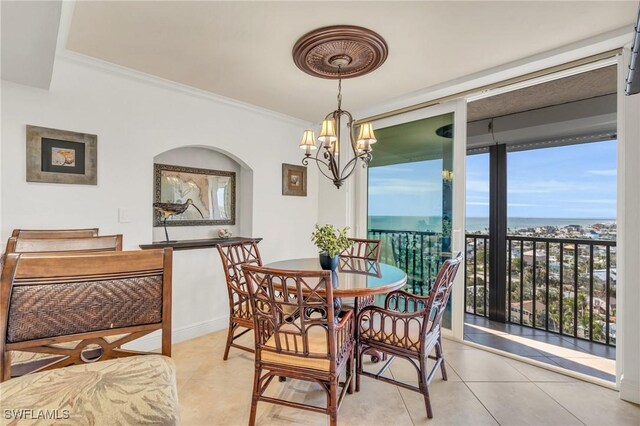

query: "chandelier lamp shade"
left=293, top=25, right=388, bottom=189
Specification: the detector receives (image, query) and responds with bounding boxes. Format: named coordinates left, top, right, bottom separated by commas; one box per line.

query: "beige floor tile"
left=467, top=382, right=583, bottom=425
left=340, top=376, right=414, bottom=426
left=399, top=381, right=498, bottom=425
left=444, top=349, right=529, bottom=382
left=442, top=337, right=477, bottom=351
left=192, top=350, right=255, bottom=383
left=257, top=380, right=329, bottom=426
left=387, top=356, right=462, bottom=387
left=506, top=358, right=577, bottom=382
left=179, top=379, right=251, bottom=426
left=173, top=330, right=629, bottom=426
left=536, top=382, right=640, bottom=426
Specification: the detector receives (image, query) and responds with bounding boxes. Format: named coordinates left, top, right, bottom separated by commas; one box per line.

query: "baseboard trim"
left=619, top=376, right=640, bottom=404
left=124, top=316, right=228, bottom=352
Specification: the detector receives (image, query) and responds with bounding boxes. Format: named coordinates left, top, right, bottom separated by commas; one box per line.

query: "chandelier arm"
left=327, top=150, right=341, bottom=180
left=303, top=146, right=332, bottom=169
left=309, top=156, right=339, bottom=182
left=339, top=155, right=359, bottom=180
left=339, top=150, right=371, bottom=180
left=314, top=144, right=341, bottom=181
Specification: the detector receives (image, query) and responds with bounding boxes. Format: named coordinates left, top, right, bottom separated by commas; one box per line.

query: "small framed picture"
left=26, top=125, right=97, bottom=185
left=282, top=163, right=307, bottom=196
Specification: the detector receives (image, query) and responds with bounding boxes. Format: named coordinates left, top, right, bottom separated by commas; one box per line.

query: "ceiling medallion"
left=293, top=25, right=388, bottom=79
left=294, top=25, right=388, bottom=189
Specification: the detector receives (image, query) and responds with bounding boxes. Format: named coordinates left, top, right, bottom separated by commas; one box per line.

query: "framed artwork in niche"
left=154, top=163, right=236, bottom=227
left=26, top=125, right=97, bottom=185
left=282, top=163, right=307, bottom=196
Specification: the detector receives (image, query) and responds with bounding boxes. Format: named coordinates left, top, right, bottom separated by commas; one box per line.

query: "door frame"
left=353, top=99, right=467, bottom=340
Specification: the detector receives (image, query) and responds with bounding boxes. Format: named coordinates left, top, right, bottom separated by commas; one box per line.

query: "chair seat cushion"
left=261, top=326, right=331, bottom=371
left=0, top=355, right=179, bottom=425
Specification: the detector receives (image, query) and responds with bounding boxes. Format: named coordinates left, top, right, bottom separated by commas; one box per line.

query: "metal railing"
left=465, top=233, right=617, bottom=346
left=368, top=229, right=448, bottom=296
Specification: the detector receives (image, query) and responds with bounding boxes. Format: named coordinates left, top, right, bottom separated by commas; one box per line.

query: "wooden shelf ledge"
left=139, top=237, right=262, bottom=251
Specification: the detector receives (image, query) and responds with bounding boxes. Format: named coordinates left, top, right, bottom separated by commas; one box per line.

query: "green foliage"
left=311, top=224, right=352, bottom=258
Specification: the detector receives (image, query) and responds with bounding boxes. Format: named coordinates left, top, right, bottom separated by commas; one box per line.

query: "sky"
left=369, top=140, right=617, bottom=219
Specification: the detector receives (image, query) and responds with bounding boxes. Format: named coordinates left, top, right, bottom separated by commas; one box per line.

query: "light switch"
left=118, top=208, right=131, bottom=223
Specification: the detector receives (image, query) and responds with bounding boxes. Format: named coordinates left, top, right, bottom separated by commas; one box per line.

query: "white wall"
left=1, top=54, right=319, bottom=346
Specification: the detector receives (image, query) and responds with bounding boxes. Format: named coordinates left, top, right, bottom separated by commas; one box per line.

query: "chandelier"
left=292, top=26, right=388, bottom=189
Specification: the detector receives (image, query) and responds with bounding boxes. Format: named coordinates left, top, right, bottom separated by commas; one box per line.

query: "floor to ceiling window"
left=367, top=113, right=454, bottom=328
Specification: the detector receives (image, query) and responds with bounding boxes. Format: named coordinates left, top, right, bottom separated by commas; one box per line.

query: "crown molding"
left=55, top=50, right=311, bottom=127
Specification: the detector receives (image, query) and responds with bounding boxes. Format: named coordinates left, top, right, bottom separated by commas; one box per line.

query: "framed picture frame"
left=26, top=125, right=97, bottom=185
left=153, top=163, right=236, bottom=227
left=282, top=163, right=307, bottom=196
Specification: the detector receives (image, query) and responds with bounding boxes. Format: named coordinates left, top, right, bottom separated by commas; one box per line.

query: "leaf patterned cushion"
left=0, top=355, right=179, bottom=426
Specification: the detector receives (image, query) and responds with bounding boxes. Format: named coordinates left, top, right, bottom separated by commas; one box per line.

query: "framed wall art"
left=154, top=163, right=236, bottom=227
left=282, top=163, right=307, bottom=196
left=26, top=125, right=97, bottom=185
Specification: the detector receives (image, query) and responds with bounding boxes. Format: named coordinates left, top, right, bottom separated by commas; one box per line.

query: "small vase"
left=319, top=253, right=339, bottom=271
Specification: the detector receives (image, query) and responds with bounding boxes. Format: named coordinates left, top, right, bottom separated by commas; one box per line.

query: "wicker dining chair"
left=216, top=240, right=263, bottom=360
left=0, top=249, right=173, bottom=381
left=242, top=265, right=355, bottom=426
left=356, top=252, right=463, bottom=418
left=341, top=238, right=382, bottom=261
left=10, top=228, right=99, bottom=238
left=339, top=238, right=382, bottom=312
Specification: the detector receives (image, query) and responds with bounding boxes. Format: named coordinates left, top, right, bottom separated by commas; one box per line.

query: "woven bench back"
left=0, top=249, right=173, bottom=381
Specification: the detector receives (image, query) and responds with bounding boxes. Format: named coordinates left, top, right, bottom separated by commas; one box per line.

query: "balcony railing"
left=368, top=229, right=448, bottom=296
left=465, top=233, right=617, bottom=346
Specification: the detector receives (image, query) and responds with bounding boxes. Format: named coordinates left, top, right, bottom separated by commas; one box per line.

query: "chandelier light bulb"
left=299, top=130, right=317, bottom=151
left=357, top=122, right=377, bottom=145
left=318, top=119, right=337, bottom=147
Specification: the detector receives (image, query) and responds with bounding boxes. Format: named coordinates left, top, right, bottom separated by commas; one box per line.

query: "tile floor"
left=173, top=329, right=640, bottom=426
left=464, top=314, right=616, bottom=382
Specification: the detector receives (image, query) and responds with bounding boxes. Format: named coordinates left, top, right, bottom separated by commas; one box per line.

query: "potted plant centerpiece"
left=311, top=224, right=352, bottom=271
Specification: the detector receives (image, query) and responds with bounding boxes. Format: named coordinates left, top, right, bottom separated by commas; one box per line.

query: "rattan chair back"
left=0, top=249, right=173, bottom=382
left=243, top=265, right=339, bottom=368
left=424, top=252, right=463, bottom=334
left=11, top=228, right=99, bottom=239
left=216, top=240, right=262, bottom=359
left=342, top=238, right=382, bottom=261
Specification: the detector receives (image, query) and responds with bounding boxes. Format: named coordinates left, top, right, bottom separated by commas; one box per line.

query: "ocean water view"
left=368, top=216, right=615, bottom=233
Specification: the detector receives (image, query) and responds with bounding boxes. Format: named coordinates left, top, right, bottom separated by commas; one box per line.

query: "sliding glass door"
left=359, top=101, right=466, bottom=337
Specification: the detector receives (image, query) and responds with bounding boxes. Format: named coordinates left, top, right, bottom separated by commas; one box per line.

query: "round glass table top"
left=263, top=257, right=407, bottom=298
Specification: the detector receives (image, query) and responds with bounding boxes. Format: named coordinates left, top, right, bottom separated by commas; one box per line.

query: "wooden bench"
left=0, top=249, right=179, bottom=425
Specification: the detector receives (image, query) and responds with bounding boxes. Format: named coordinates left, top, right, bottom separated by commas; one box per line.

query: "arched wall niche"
left=152, top=145, right=253, bottom=241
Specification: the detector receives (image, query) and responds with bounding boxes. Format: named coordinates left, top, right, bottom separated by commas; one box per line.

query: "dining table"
left=263, top=256, right=408, bottom=313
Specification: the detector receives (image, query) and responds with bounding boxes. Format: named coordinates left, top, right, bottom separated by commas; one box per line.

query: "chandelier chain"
left=337, top=65, right=343, bottom=111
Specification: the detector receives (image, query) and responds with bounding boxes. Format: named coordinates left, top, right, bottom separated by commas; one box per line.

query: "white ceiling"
left=63, top=1, right=638, bottom=122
